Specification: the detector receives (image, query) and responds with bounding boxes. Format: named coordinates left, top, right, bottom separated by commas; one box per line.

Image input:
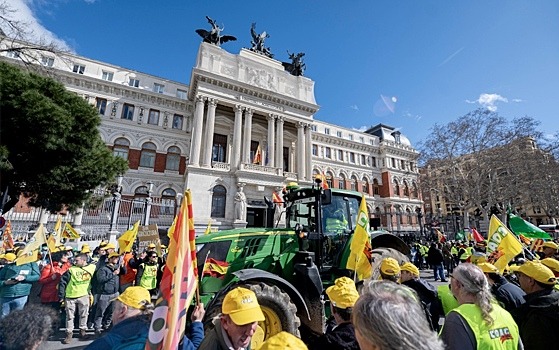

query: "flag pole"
left=40, top=225, right=53, bottom=265
left=197, top=250, right=211, bottom=305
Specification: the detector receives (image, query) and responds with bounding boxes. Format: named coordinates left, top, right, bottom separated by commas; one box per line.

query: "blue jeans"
left=0, top=295, right=28, bottom=318
left=434, top=263, right=446, bottom=281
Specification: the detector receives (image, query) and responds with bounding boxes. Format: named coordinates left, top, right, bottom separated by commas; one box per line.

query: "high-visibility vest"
left=139, top=263, right=158, bottom=290
left=453, top=303, right=519, bottom=350
left=451, top=247, right=459, bottom=255
left=65, top=264, right=96, bottom=298
left=437, top=284, right=459, bottom=315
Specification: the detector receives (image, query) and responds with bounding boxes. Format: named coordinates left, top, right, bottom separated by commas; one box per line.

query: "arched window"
left=140, top=142, right=157, bottom=168
left=373, top=179, right=380, bottom=195
left=393, top=179, right=400, bottom=197
left=362, top=177, right=369, bottom=194
left=133, top=186, right=148, bottom=213
left=338, top=174, right=346, bottom=190
left=326, top=171, right=334, bottom=189
left=350, top=175, right=358, bottom=191
left=165, top=146, right=181, bottom=171
left=403, top=181, right=410, bottom=197
left=211, top=185, right=226, bottom=218
left=161, top=188, right=176, bottom=214
left=113, top=138, right=130, bottom=160
left=405, top=208, right=412, bottom=224
left=411, top=183, right=419, bottom=198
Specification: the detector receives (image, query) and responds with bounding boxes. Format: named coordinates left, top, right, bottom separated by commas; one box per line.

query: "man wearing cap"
left=309, top=277, right=359, bottom=350
left=0, top=252, right=40, bottom=318
left=135, top=251, right=160, bottom=296
left=510, top=261, right=559, bottom=350
left=92, top=252, right=121, bottom=335
left=199, top=287, right=265, bottom=350
left=540, top=241, right=558, bottom=259
left=478, top=262, right=525, bottom=312
left=96, top=242, right=116, bottom=269
left=379, top=257, right=401, bottom=282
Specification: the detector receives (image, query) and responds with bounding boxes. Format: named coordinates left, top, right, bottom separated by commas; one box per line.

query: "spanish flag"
left=253, top=145, right=262, bottom=164
left=146, top=190, right=198, bottom=350
left=436, top=229, right=446, bottom=243
left=346, top=195, right=372, bottom=280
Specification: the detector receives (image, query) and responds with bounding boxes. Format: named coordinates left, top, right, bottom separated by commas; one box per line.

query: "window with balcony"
left=161, top=188, right=177, bottom=214
left=140, top=142, right=157, bottom=168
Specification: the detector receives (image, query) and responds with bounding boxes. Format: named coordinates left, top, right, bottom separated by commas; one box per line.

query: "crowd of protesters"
left=0, top=236, right=559, bottom=350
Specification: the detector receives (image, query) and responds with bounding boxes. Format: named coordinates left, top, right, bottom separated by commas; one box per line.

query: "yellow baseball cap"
left=541, top=258, right=559, bottom=275
left=81, top=244, right=91, bottom=253
left=380, top=257, right=401, bottom=276
left=4, top=253, right=16, bottom=262
left=115, top=286, right=151, bottom=309
left=222, top=287, right=265, bottom=325
left=543, top=241, right=559, bottom=250
left=108, top=252, right=121, bottom=259
left=508, top=265, right=521, bottom=273
left=517, top=261, right=557, bottom=285
left=148, top=243, right=156, bottom=249
left=477, top=262, right=499, bottom=274
left=258, top=331, right=308, bottom=350
left=101, top=243, right=116, bottom=250
left=326, top=277, right=359, bottom=309
left=400, top=262, right=419, bottom=276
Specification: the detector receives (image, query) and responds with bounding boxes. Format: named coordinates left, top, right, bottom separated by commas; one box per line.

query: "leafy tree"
left=0, top=61, right=128, bottom=213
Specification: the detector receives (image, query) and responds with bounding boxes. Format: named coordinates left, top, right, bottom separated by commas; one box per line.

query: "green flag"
left=455, top=230, right=465, bottom=241
left=508, top=213, right=551, bottom=239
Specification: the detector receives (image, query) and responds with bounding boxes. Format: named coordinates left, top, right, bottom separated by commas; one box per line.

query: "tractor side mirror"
left=321, top=189, right=332, bottom=205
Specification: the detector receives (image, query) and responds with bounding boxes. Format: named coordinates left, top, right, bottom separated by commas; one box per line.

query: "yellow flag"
left=204, top=220, right=212, bottom=235
left=21, top=224, right=48, bottom=256
left=487, top=215, right=523, bottom=273
left=346, top=196, right=372, bottom=280
left=118, top=220, right=140, bottom=253
left=16, top=250, right=39, bottom=266
left=62, top=222, right=80, bottom=239
left=54, top=216, right=62, bottom=235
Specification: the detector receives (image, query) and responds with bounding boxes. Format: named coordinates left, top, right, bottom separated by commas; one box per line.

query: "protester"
left=198, top=287, right=265, bottom=350
left=96, top=243, right=116, bottom=269
left=119, top=251, right=138, bottom=293
left=510, top=261, right=559, bottom=350
left=353, top=280, right=444, bottom=350
left=0, top=304, right=59, bottom=350
left=440, top=263, right=522, bottom=350
left=309, top=277, right=359, bottom=350
left=135, top=251, right=160, bottom=296
left=540, top=241, right=558, bottom=259
left=93, top=251, right=121, bottom=335
left=437, top=283, right=460, bottom=316
left=478, top=262, right=525, bottom=311
left=428, top=242, right=447, bottom=282
left=39, top=250, right=71, bottom=312
left=379, top=257, right=401, bottom=282
left=259, top=331, right=308, bottom=350
left=58, top=252, right=96, bottom=344
left=0, top=252, right=40, bottom=318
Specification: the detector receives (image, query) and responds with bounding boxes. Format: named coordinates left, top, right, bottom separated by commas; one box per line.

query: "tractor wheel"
left=370, top=247, right=410, bottom=280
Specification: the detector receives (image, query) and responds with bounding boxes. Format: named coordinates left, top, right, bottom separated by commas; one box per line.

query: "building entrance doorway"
left=247, top=207, right=265, bottom=227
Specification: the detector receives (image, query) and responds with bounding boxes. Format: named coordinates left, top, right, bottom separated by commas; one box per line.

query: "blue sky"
left=7, top=0, right=559, bottom=144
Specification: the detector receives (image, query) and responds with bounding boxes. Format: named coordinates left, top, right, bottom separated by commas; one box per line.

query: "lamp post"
left=143, top=181, right=154, bottom=226
left=108, top=175, right=124, bottom=240
left=416, top=208, right=424, bottom=239
left=175, top=192, right=183, bottom=216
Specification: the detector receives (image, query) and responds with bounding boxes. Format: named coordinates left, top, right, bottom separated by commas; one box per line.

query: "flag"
left=16, top=250, right=39, bottom=266
left=146, top=190, right=198, bottom=350
left=2, top=220, right=14, bottom=251
left=118, top=220, right=140, bottom=253
left=204, top=220, right=212, bottom=235
left=435, top=229, right=446, bottom=243
left=62, top=222, right=80, bottom=239
left=486, top=215, right=523, bottom=273
left=508, top=213, right=551, bottom=239
left=47, top=216, right=63, bottom=251
left=530, top=238, right=545, bottom=253
left=314, top=172, right=329, bottom=189
left=202, top=258, right=229, bottom=278
left=471, top=228, right=484, bottom=243
left=455, top=230, right=465, bottom=241
left=272, top=191, right=282, bottom=204
left=253, top=145, right=262, bottom=164
left=346, top=196, right=372, bottom=280
left=518, top=234, right=532, bottom=246
left=20, top=224, right=47, bottom=257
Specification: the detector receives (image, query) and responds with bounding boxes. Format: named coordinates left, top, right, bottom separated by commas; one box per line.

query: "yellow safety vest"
left=453, top=303, right=519, bottom=350
left=437, top=284, right=459, bottom=315
left=451, top=247, right=459, bottom=255
left=65, top=264, right=96, bottom=298
left=139, top=263, right=158, bottom=290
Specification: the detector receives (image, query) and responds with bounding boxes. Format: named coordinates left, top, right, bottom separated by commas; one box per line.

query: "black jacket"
left=491, top=275, right=525, bottom=311
left=427, top=246, right=444, bottom=265
left=510, top=288, right=559, bottom=350
left=308, top=322, right=359, bottom=350
left=94, top=263, right=119, bottom=295
left=402, top=278, right=443, bottom=331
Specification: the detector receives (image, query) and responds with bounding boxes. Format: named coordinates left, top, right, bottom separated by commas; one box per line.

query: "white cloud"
left=512, top=98, right=523, bottom=103
left=465, top=93, right=509, bottom=112
left=1, top=0, right=70, bottom=50
left=353, top=126, right=368, bottom=132
left=349, top=104, right=359, bottom=111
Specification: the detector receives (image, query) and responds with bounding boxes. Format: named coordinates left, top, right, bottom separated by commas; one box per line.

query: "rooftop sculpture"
left=249, top=23, right=273, bottom=58
left=195, top=16, right=237, bottom=46
left=282, top=51, right=306, bottom=76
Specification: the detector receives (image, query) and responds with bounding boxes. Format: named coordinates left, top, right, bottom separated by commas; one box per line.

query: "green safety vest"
left=437, top=284, right=459, bottom=315
left=453, top=303, right=519, bottom=350
left=139, top=263, right=158, bottom=290
left=65, top=264, right=96, bottom=298
left=420, top=245, right=429, bottom=256
left=451, top=247, right=459, bottom=255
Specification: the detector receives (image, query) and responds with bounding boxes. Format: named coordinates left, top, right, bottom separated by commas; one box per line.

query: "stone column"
left=275, top=116, right=284, bottom=170
left=189, top=96, right=205, bottom=166
left=231, top=105, right=243, bottom=169
left=305, top=124, right=313, bottom=181
left=297, top=122, right=306, bottom=181
left=266, top=114, right=275, bottom=167
left=202, top=99, right=218, bottom=167
left=242, top=109, right=253, bottom=164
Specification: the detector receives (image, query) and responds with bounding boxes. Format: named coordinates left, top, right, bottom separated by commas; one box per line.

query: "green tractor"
left=195, top=182, right=410, bottom=343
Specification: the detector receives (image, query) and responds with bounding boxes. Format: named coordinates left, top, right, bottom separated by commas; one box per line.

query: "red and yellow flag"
left=146, top=190, right=198, bottom=350
left=436, top=229, right=446, bottom=243
left=2, top=220, right=14, bottom=251
left=253, top=145, right=262, bottom=164
left=346, top=195, right=372, bottom=280
left=62, top=222, right=80, bottom=239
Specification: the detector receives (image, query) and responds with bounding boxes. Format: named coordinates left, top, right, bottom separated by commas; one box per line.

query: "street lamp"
left=143, top=181, right=154, bottom=226
left=108, top=174, right=124, bottom=235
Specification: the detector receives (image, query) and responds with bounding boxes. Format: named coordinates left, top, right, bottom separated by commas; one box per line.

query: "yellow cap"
left=541, top=258, right=559, bottom=274
left=99, top=241, right=108, bottom=247
left=0, top=254, right=5, bottom=260
left=4, top=253, right=16, bottom=262
left=517, top=261, right=556, bottom=285
left=470, top=252, right=487, bottom=264
left=258, top=331, right=308, bottom=350
left=400, top=262, right=419, bottom=276
left=108, top=252, right=121, bottom=259
left=101, top=243, right=116, bottom=250
left=326, top=277, right=359, bottom=309
left=477, top=262, right=499, bottom=274
left=222, top=287, right=265, bottom=325
left=160, top=244, right=167, bottom=249
left=543, top=241, right=559, bottom=250
left=148, top=243, right=156, bottom=249
left=81, top=244, right=91, bottom=253
left=115, top=286, right=151, bottom=309
left=380, top=257, right=401, bottom=276
left=509, top=265, right=521, bottom=273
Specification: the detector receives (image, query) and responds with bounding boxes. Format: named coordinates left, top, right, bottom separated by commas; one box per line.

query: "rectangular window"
left=348, top=134, right=353, bottom=141
left=176, top=89, right=187, bottom=99
left=401, top=160, right=406, bottom=169
left=212, top=134, right=228, bottom=163
left=72, top=64, right=85, bottom=74
left=338, top=150, right=344, bottom=161
left=96, top=98, right=107, bottom=115
left=283, top=147, right=289, bottom=172
left=337, top=131, right=342, bottom=138
left=360, top=154, right=366, bottom=165
left=324, top=128, right=330, bottom=135
left=172, top=114, right=184, bottom=129
left=325, top=147, right=331, bottom=159
left=359, top=136, right=364, bottom=143
left=370, top=139, right=374, bottom=145
left=312, top=144, right=318, bottom=156
left=128, top=78, right=140, bottom=87
left=148, top=109, right=160, bottom=125
left=372, top=157, right=377, bottom=167
left=153, top=83, right=165, bottom=94
left=311, top=125, right=317, bottom=131
left=102, top=71, right=114, bottom=81
left=121, top=103, right=135, bottom=120
left=41, top=56, right=54, bottom=67
left=350, top=152, right=355, bottom=163
left=391, top=158, right=396, bottom=167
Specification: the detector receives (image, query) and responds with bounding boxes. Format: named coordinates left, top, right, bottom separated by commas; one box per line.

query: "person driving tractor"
left=324, top=205, right=349, bottom=233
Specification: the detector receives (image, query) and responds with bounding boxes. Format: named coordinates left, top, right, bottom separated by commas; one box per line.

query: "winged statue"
left=195, top=16, right=237, bottom=46
left=249, top=23, right=273, bottom=58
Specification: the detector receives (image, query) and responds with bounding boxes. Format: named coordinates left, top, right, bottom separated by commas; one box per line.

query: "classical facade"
left=1, top=40, right=423, bottom=236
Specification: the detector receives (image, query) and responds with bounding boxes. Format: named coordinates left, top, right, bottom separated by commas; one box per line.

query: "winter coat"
left=308, top=322, right=359, bottom=350
left=39, top=261, right=71, bottom=303
left=94, top=263, right=120, bottom=295
left=428, top=246, right=444, bottom=265
left=0, top=262, right=40, bottom=298
left=510, top=288, right=559, bottom=350
left=84, top=314, right=150, bottom=350
left=491, top=274, right=526, bottom=312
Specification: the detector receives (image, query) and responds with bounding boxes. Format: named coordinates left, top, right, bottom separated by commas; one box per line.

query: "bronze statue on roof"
left=195, top=16, right=237, bottom=46
left=249, top=23, right=273, bottom=58
left=282, top=51, right=306, bottom=76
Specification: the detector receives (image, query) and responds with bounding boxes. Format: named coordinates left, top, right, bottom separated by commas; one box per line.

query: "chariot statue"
left=249, top=23, right=273, bottom=58
left=195, top=16, right=237, bottom=46
left=282, top=51, right=306, bottom=76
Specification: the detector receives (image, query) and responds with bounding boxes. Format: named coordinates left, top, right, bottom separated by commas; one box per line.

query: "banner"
left=486, top=215, right=523, bottom=273
left=137, top=224, right=161, bottom=254
left=508, top=213, right=551, bottom=239
left=118, top=221, right=140, bottom=253
left=346, top=195, right=372, bottom=280
left=146, top=190, right=198, bottom=350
